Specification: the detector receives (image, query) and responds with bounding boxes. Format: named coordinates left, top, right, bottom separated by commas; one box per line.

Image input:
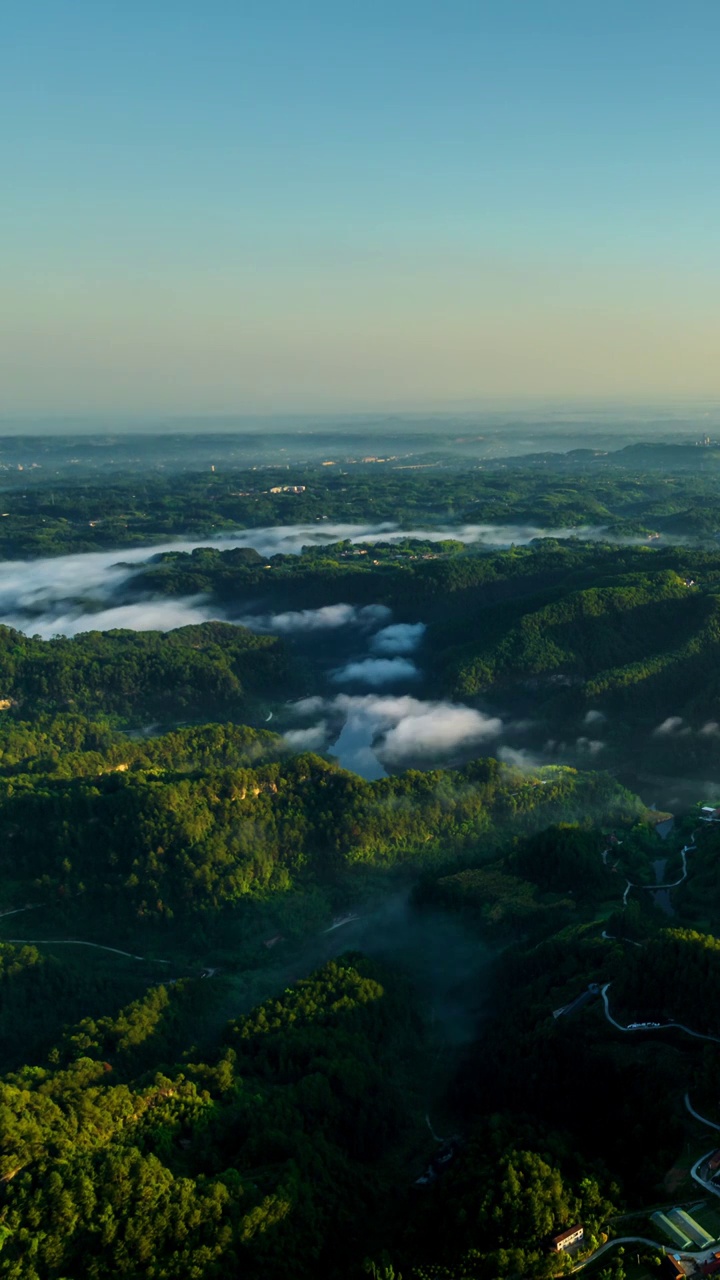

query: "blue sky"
left=3, top=0, right=720, bottom=414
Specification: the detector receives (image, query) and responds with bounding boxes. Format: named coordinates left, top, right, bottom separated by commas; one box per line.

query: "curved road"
left=622, top=846, right=690, bottom=905
left=690, top=1153, right=720, bottom=1201
left=601, top=930, right=643, bottom=948
left=683, top=1094, right=720, bottom=1201
left=601, top=983, right=720, bottom=1044
left=560, top=998, right=720, bottom=1271
left=571, top=1237, right=668, bottom=1272
left=4, top=938, right=172, bottom=963
left=575, top=1095, right=720, bottom=1270
left=574, top=836, right=708, bottom=1270
left=685, top=1094, right=720, bottom=1133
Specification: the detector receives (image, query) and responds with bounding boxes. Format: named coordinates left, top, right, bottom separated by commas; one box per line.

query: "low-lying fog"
left=0, top=518, right=683, bottom=640
left=0, top=520, right=590, bottom=636
left=0, top=521, right=571, bottom=778
left=239, top=888, right=496, bottom=1049
left=0, top=520, right=687, bottom=787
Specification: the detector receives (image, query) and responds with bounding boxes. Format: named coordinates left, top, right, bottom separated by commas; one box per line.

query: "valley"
left=2, top=439, right=720, bottom=1277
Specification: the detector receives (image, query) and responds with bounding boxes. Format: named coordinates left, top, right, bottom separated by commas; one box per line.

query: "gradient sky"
left=3, top=0, right=720, bottom=414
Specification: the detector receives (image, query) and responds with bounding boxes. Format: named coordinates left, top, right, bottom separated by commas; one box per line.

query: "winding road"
left=685, top=1094, right=720, bottom=1133
left=682, top=1095, right=720, bottom=1200
left=601, top=930, right=643, bottom=948
left=571, top=1237, right=669, bottom=1272
left=3, top=938, right=172, bottom=963
left=622, top=846, right=691, bottom=905
left=600, top=983, right=720, bottom=1044
left=572, top=834, right=719, bottom=1272
left=572, top=1076, right=720, bottom=1268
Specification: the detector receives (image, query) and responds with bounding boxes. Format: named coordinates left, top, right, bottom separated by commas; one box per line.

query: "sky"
left=3, top=0, right=720, bottom=416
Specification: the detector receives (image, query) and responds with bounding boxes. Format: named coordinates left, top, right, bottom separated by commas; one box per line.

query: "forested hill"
left=0, top=723, right=645, bottom=925
left=0, top=623, right=299, bottom=724
left=130, top=538, right=717, bottom=617
left=0, top=954, right=424, bottom=1279
left=0, top=702, right=652, bottom=1277
left=0, top=717, right=284, bottom=779
left=0, top=947, right=619, bottom=1280
left=109, top=539, right=720, bottom=782
left=127, top=537, right=720, bottom=645
left=440, top=567, right=704, bottom=699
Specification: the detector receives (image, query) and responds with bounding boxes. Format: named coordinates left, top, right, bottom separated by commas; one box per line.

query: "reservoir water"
left=331, top=714, right=387, bottom=780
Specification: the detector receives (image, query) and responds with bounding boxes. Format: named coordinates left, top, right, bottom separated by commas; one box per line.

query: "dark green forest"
left=0, top=702, right=658, bottom=1278
left=0, top=710, right=702, bottom=1278
left=0, top=716, right=642, bottom=925
left=0, top=623, right=298, bottom=724
left=1, top=443, right=720, bottom=1277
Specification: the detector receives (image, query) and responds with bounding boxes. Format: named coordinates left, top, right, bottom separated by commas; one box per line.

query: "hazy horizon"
left=1, top=400, right=720, bottom=437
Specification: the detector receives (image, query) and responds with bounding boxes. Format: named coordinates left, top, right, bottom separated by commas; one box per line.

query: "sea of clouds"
left=0, top=515, right=685, bottom=640
left=0, top=521, right=617, bottom=638
left=285, top=693, right=504, bottom=774
left=0, top=525, right=627, bottom=781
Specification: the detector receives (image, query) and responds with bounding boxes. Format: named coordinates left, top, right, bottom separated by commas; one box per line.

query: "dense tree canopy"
left=0, top=444, right=718, bottom=1277
left=0, top=623, right=296, bottom=724
left=0, top=739, right=645, bottom=923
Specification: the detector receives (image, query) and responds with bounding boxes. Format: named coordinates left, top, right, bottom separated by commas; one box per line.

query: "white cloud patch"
left=575, top=737, right=605, bottom=755
left=282, top=722, right=329, bottom=751
left=700, top=722, right=720, bottom=737
left=379, top=703, right=502, bottom=764
left=498, top=746, right=545, bottom=771
left=209, top=521, right=612, bottom=556
left=292, top=693, right=503, bottom=772
left=288, top=696, right=327, bottom=716
left=652, top=716, right=687, bottom=736
left=243, top=603, right=391, bottom=635
left=329, top=714, right=388, bottom=779
left=4, top=597, right=216, bottom=639
left=370, top=622, right=426, bottom=655
left=201, top=521, right=696, bottom=555
left=0, top=521, right=621, bottom=622
left=330, top=657, right=420, bottom=686
left=4, top=515, right=691, bottom=649
left=583, top=709, right=606, bottom=726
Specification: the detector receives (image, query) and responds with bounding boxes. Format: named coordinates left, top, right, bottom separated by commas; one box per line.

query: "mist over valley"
left=2, top=431, right=720, bottom=1279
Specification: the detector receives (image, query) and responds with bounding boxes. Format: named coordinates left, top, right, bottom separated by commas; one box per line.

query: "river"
left=330, top=714, right=387, bottom=779
left=651, top=858, right=675, bottom=916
